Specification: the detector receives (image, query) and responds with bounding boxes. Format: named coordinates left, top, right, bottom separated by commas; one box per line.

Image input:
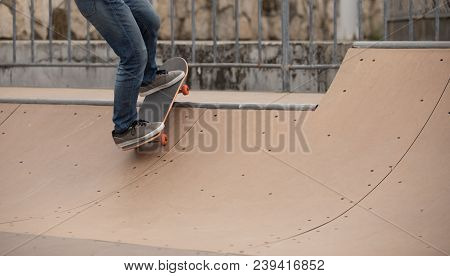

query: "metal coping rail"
left=353, top=41, right=450, bottom=49
left=4, top=0, right=447, bottom=91
left=0, top=98, right=318, bottom=111
left=0, top=63, right=341, bottom=70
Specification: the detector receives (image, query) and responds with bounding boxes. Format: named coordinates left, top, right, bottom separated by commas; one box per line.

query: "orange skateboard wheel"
left=160, top=133, right=169, bottom=146
left=180, top=84, right=190, bottom=96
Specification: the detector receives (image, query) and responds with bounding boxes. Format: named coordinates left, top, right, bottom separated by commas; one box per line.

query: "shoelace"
left=130, top=120, right=149, bottom=136
left=135, top=119, right=149, bottom=126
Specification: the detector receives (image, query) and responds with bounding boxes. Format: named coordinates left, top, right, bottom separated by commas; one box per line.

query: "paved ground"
left=0, top=48, right=449, bottom=255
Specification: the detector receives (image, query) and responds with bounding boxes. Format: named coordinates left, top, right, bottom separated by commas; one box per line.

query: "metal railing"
left=1, top=0, right=448, bottom=92
left=387, top=0, right=447, bottom=41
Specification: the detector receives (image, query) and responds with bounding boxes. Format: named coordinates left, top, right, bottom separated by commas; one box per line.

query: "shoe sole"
left=121, top=132, right=162, bottom=151
left=139, top=71, right=185, bottom=97
left=115, top=122, right=165, bottom=150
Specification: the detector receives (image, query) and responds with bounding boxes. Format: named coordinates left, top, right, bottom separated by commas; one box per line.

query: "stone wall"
left=2, top=0, right=447, bottom=42
left=0, top=0, right=101, bottom=40
left=155, top=0, right=384, bottom=41
left=0, top=0, right=385, bottom=41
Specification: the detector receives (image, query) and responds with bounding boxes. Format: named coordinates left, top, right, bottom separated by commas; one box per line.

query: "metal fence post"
left=235, top=0, right=240, bottom=63
left=332, top=0, right=337, bottom=64
left=408, top=0, right=414, bottom=41
left=31, top=0, right=35, bottom=63
left=384, top=0, right=389, bottom=40
left=67, top=0, right=72, bottom=63
left=49, top=0, right=53, bottom=63
left=308, top=0, right=314, bottom=65
left=281, top=0, right=290, bottom=92
left=12, top=0, right=17, bottom=63
left=358, top=0, right=363, bottom=40
left=86, top=21, right=91, bottom=63
left=435, top=0, right=440, bottom=41
left=257, top=0, right=262, bottom=64
left=212, top=0, right=217, bottom=63
left=170, top=0, right=175, bottom=58
left=191, top=0, right=196, bottom=63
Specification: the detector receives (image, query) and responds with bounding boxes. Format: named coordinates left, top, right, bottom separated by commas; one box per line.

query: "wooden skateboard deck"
left=122, top=57, right=189, bottom=151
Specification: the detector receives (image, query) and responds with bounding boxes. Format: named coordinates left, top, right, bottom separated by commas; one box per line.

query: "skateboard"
left=123, top=57, right=189, bottom=151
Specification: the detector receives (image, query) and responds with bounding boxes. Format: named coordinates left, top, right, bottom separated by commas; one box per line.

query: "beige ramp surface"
left=360, top=83, right=450, bottom=252
left=0, top=48, right=449, bottom=255
left=0, top=104, right=19, bottom=125
left=271, top=48, right=450, bottom=200
left=0, top=105, right=204, bottom=254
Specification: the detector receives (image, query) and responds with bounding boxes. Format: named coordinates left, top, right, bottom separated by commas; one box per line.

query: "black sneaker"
left=112, top=120, right=164, bottom=149
left=139, top=70, right=185, bottom=97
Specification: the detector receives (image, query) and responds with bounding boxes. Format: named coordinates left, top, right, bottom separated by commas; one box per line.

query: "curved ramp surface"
left=0, top=48, right=449, bottom=255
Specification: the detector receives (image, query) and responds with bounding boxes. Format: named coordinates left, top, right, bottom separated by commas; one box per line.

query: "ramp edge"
left=0, top=98, right=317, bottom=111
left=353, top=41, right=450, bottom=49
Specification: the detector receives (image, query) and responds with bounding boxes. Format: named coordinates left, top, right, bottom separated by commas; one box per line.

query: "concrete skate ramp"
left=0, top=48, right=449, bottom=255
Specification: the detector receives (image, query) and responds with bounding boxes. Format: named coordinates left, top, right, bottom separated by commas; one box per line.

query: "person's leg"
left=123, top=0, right=185, bottom=97
left=123, top=0, right=160, bottom=86
left=75, top=0, right=146, bottom=133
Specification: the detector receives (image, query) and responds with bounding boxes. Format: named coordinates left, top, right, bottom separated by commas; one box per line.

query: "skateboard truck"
left=155, top=85, right=189, bottom=147
left=156, top=85, right=189, bottom=147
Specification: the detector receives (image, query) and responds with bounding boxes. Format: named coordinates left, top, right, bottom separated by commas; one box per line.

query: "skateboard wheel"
left=160, top=133, right=169, bottom=146
left=180, top=84, right=190, bottom=96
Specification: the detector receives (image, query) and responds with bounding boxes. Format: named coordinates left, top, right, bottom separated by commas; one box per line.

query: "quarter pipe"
left=0, top=47, right=449, bottom=255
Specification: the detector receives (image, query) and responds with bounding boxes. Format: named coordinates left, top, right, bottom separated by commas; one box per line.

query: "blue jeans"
left=75, top=0, right=160, bottom=133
